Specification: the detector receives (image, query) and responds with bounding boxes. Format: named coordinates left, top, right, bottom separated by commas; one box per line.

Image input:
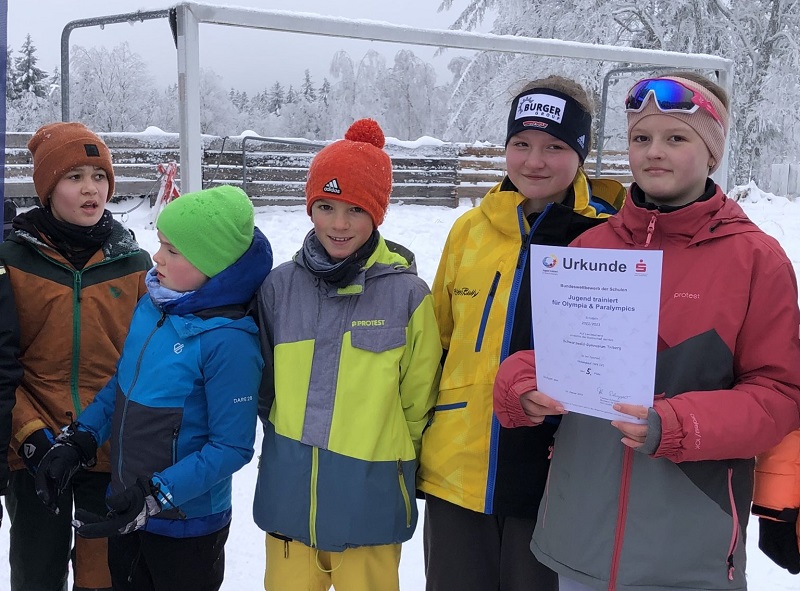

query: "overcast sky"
left=8, top=0, right=485, bottom=94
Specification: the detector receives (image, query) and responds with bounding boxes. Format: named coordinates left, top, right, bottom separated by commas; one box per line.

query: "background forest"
left=6, top=0, right=799, bottom=186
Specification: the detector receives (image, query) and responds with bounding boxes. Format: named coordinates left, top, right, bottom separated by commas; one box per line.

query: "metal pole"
left=713, top=67, right=735, bottom=191
left=0, top=0, right=7, bottom=241
left=595, top=66, right=669, bottom=179
left=176, top=5, right=202, bottom=193
left=60, top=10, right=170, bottom=122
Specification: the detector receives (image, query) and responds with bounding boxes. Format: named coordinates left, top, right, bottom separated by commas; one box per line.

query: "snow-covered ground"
left=1, top=184, right=799, bottom=589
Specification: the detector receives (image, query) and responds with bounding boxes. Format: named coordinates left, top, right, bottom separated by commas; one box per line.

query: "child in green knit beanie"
left=34, top=185, right=273, bottom=591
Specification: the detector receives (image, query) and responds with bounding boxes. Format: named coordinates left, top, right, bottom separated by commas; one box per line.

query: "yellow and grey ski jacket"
left=417, top=171, right=624, bottom=516
left=253, top=235, right=441, bottom=551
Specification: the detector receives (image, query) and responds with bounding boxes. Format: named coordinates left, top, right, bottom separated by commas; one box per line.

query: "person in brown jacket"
left=0, top=260, right=22, bottom=528
left=0, top=122, right=152, bottom=591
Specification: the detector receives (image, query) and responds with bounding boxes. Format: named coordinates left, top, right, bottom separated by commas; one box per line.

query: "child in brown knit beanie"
left=0, top=121, right=151, bottom=591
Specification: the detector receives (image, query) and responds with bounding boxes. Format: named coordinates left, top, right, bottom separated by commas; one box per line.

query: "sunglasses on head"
left=624, top=78, right=723, bottom=127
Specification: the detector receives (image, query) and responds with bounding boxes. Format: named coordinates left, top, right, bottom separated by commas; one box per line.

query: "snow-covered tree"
left=353, top=50, right=389, bottom=129
left=197, top=68, right=241, bottom=135
left=6, top=45, right=19, bottom=102
left=14, top=35, right=48, bottom=98
left=139, top=85, right=177, bottom=132
left=301, top=69, right=317, bottom=102
left=319, top=78, right=331, bottom=107
left=439, top=0, right=800, bottom=185
left=6, top=90, right=60, bottom=132
left=69, top=42, right=153, bottom=131
left=385, top=50, right=443, bottom=139
left=328, top=51, right=357, bottom=133
left=267, top=81, right=285, bottom=115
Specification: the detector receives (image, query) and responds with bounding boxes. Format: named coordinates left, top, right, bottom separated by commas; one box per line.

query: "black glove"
left=759, top=517, right=800, bottom=575
left=73, top=478, right=162, bottom=538
left=20, top=429, right=56, bottom=475
left=34, top=428, right=97, bottom=514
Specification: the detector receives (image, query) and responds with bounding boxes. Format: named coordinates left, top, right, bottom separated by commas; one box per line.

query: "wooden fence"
left=4, top=132, right=632, bottom=207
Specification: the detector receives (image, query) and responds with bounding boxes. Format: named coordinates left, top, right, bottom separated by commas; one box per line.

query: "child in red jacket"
left=493, top=72, right=800, bottom=591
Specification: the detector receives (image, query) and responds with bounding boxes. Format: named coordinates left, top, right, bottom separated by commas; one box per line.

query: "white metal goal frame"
left=169, top=2, right=734, bottom=192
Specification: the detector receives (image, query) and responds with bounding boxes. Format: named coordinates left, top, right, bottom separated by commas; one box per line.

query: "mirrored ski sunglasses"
left=624, top=78, right=723, bottom=127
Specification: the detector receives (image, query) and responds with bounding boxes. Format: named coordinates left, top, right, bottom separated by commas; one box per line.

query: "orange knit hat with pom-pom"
left=306, top=118, right=393, bottom=227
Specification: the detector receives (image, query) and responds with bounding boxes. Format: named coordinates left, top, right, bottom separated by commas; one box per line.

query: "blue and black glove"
left=759, top=516, right=800, bottom=575
left=20, top=429, right=56, bottom=475
left=73, top=477, right=163, bottom=538
left=34, top=428, right=97, bottom=514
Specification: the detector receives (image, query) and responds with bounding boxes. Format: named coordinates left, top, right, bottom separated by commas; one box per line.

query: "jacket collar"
left=609, top=183, right=758, bottom=247
left=480, top=169, right=625, bottom=239
left=163, top=227, right=273, bottom=316
left=295, top=235, right=418, bottom=297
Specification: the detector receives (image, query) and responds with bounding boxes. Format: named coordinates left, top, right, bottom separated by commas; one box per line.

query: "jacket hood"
left=608, top=184, right=759, bottom=247
left=479, top=170, right=625, bottom=239
left=164, top=227, right=273, bottom=316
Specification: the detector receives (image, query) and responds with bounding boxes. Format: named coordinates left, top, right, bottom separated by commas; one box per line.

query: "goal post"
left=61, top=2, right=734, bottom=193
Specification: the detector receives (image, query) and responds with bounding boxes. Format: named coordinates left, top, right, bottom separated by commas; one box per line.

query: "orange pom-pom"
left=344, top=118, right=385, bottom=149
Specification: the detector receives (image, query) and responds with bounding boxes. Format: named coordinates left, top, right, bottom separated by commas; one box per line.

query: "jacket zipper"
left=540, top=443, right=555, bottom=528
left=116, top=310, right=167, bottom=483
left=608, top=447, right=634, bottom=591
left=70, top=271, right=82, bottom=413
left=27, top=247, right=142, bottom=417
left=309, top=446, right=320, bottom=548
left=475, top=272, right=501, bottom=352
left=485, top=203, right=551, bottom=513
left=171, top=426, right=180, bottom=464
left=644, top=214, right=657, bottom=248
left=726, top=467, right=739, bottom=581
left=397, top=459, right=412, bottom=528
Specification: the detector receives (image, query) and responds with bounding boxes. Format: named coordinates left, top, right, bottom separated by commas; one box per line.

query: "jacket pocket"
left=725, top=467, right=740, bottom=581
left=171, top=426, right=180, bottom=464
left=397, top=459, right=412, bottom=528
left=350, top=326, right=406, bottom=353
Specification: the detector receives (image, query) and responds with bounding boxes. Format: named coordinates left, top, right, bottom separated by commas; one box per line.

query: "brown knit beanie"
left=28, top=122, right=115, bottom=207
left=306, top=119, right=392, bottom=227
left=627, top=76, right=729, bottom=174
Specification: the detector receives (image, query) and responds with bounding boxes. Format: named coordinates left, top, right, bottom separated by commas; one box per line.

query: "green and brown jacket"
left=0, top=214, right=151, bottom=472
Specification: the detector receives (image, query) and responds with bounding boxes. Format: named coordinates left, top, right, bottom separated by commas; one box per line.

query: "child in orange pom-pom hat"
left=253, top=119, right=441, bottom=591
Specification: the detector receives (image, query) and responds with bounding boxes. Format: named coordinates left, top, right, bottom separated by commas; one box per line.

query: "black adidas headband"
left=506, top=88, right=592, bottom=161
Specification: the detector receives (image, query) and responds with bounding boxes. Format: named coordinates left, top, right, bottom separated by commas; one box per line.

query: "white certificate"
left=529, top=245, right=662, bottom=422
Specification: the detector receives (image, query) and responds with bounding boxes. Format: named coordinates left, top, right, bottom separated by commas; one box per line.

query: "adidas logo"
left=576, top=135, right=586, bottom=148
left=110, top=286, right=122, bottom=298
left=323, top=178, right=342, bottom=194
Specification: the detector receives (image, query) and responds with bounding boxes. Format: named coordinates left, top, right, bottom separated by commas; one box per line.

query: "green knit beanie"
left=156, top=185, right=255, bottom=278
